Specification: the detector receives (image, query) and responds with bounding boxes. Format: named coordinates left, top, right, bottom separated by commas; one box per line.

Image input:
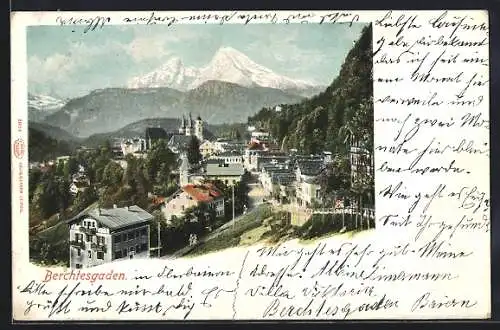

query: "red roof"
left=248, top=142, right=265, bottom=150
left=182, top=184, right=222, bottom=202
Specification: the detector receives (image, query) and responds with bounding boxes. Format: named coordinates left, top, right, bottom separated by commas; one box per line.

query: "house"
left=145, top=127, right=168, bottom=150
left=322, top=151, right=333, bottom=164
left=121, top=137, right=146, bottom=156
left=56, top=155, right=71, bottom=165
left=250, top=131, right=270, bottom=144
left=199, top=140, right=221, bottom=158
left=66, top=205, right=153, bottom=269
left=205, top=160, right=245, bottom=186
left=70, top=180, right=89, bottom=195
left=70, top=173, right=90, bottom=195
left=76, top=146, right=96, bottom=155
left=259, top=164, right=293, bottom=198
left=244, top=143, right=267, bottom=171
left=295, top=160, right=325, bottom=208
left=350, top=141, right=374, bottom=186
left=161, top=183, right=225, bottom=223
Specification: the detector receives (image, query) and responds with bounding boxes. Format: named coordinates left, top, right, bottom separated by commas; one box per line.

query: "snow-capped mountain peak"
left=28, top=93, right=67, bottom=111
left=128, top=46, right=319, bottom=93
left=128, top=56, right=199, bottom=90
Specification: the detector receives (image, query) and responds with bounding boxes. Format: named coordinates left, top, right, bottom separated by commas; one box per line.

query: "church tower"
left=179, top=115, right=186, bottom=134
left=185, top=113, right=193, bottom=136
left=179, top=153, right=189, bottom=187
left=195, top=115, right=204, bottom=141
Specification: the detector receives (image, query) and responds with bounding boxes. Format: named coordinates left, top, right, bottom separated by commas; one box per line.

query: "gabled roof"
left=67, top=205, right=153, bottom=231
left=168, top=135, right=192, bottom=149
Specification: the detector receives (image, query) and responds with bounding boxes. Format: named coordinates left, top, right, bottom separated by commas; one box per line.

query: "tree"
left=102, top=161, right=124, bottom=187
left=63, top=157, right=79, bottom=178
left=73, top=186, right=98, bottom=213
left=146, top=140, right=176, bottom=184
left=187, top=136, right=202, bottom=165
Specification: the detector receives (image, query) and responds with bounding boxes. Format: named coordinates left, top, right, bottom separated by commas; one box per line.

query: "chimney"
left=113, top=204, right=117, bottom=209
left=126, top=206, right=129, bottom=211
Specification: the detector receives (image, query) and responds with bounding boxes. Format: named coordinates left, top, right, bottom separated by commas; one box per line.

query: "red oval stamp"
left=13, top=139, right=25, bottom=159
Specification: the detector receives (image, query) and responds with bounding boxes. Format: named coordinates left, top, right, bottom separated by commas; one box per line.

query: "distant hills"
left=82, top=117, right=218, bottom=147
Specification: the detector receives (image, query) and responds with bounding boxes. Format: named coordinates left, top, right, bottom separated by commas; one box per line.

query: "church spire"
left=179, top=115, right=186, bottom=134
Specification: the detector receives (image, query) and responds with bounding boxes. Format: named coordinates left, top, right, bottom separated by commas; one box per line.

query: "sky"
left=27, top=23, right=368, bottom=99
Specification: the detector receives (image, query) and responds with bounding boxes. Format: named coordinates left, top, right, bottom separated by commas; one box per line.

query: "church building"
left=178, top=113, right=204, bottom=142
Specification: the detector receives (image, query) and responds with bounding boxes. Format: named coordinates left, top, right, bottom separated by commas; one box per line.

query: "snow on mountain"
left=28, top=93, right=67, bottom=122
left=128, top=47, right=318, bottom=93
left=28, top=93, right=67, bottom=111
left=128, top=57, right=199, bottom=91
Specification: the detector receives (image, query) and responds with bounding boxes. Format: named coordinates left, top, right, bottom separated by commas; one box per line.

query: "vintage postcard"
left=11, top=10, right=490, bottom=321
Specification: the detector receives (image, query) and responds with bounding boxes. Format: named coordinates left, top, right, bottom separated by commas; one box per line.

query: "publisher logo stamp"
left=13, top=139, right=25, bottom=159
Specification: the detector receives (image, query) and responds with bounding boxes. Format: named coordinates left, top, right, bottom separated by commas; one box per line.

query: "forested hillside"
left=248, top=24, right=373, bottom=156
left=29, top=127, right=76, bottom=162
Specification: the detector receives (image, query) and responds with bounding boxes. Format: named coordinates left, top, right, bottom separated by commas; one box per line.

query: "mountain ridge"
left=41, top=80, right=304, bottom=138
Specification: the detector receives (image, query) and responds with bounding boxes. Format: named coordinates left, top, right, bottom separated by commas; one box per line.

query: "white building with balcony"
left=66, top=205, right=152, bottom=269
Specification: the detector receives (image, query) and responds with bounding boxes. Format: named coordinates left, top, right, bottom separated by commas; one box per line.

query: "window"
left=75, top=264, right=82, bottom=269
left=97, top=251, right=104, bottom=260
left=122, top=248, right=127, bottom=257
left=86, top=234, right=91, bottom=242
left=115, top=235, right=121, bottom=243
left=128, top=232, right=134, bottom=241
left=122, top=234, right=127, bottom=242
left=136, top=244, right=140, bottom=252
left=87, top=250, right=92, bottom=258
left=76, top=248, right=81, bottom=256
left=114, top=250, right=122, bottom=259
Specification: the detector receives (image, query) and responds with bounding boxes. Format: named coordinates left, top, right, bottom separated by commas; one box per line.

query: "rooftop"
left=296, top=160, right=325, bottom=176
left=206, top=162, right=245, bottom=176
left=182, top=183, right=223, bottom=203
left=168, top=135, right=193, bottom=149
left=213, top=150, right=243, bottom=157
left=67, top=205, right=153, bottom=231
